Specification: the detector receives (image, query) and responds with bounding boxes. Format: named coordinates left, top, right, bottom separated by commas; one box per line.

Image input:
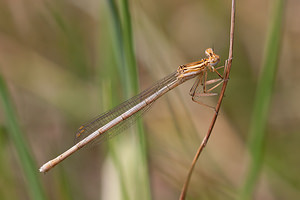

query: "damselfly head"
left=205, top=48, right=220, bottom=66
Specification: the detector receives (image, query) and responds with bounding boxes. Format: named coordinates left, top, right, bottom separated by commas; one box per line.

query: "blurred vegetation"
left=0, top=0, right=299, bottom=200
left=240, top=0, right=285, bottom=199
left=0, top=74, right=46, bottom=199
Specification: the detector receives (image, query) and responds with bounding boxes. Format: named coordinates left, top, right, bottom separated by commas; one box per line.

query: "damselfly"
left=39, top=48, right=223, bottom=173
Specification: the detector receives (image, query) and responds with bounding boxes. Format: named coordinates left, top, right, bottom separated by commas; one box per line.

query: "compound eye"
left=205, top=48, right=213, bottom=57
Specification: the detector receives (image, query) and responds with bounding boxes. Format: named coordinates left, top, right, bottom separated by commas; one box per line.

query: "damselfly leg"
left=190, top=65, right=225, bottom=110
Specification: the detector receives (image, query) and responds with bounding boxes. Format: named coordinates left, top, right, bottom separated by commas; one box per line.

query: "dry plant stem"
left=179, top=0, right=235, bottom=199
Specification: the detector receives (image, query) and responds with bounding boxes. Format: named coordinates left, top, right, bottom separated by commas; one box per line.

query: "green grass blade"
left=240, top=0, right=285, bottom=199
left=0, top=126, right=18, bottom=200
left=104, top=0, right=151, bottom=199
left=0, top=74, right=47, bottom=200
left=120, top=0, right=152, bottom=199
left=105, top=1, right=132, bottom=199
left=106, top=0, right=129, bottom=93
left=120, top=0, right=139, bottom=93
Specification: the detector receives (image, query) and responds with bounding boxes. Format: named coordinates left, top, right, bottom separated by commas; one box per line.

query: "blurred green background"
left=0, top=0, right=299, bottom=199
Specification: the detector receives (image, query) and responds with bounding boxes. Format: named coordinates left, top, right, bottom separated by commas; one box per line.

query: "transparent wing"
left=74, top=70, right=178, bottom=145
left=88, top=103, right=153, bottom=146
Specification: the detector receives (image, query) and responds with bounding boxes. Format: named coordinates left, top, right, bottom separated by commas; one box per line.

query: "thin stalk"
left=180, top=0, right=236, bottom=198
left=240, top=0, right=285, bottom=199
left=0, top=74, right=46, bottom=200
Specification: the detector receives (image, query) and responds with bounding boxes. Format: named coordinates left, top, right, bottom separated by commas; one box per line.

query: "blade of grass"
left=100, top=2, right=131, bottom=199
left=0, top=126, right=18, bottom=200
left=104, top=0, right=151, bottom=199
left=106, top=0, right=129, bottom=93
left=101, top=76, right=130, bottom=200
left=120, top=0, right=152, bottom=199
left=56, top=169, right=73, bottom=200
left=0, top=74, right=46, bottom=200
left=240, top=0, right=285, bottom=199
left=120, top=0, right=139, bottom=93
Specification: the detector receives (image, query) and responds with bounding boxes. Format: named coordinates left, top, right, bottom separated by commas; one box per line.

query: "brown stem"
left=179, top=0, right=235, bottom=199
